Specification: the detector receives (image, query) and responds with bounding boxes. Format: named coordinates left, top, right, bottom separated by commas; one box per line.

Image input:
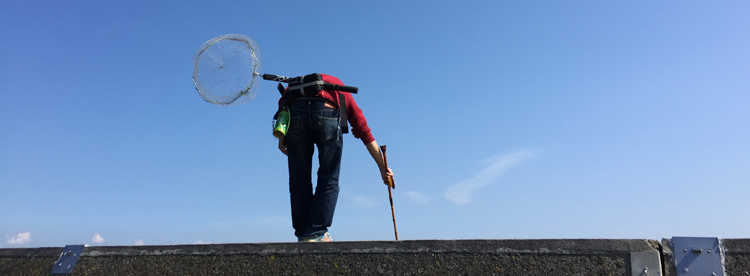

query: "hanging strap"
left=339, top=92, right=349, bottom=134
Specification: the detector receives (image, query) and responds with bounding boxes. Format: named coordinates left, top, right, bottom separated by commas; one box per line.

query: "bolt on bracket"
left=51, top=244, right=85, bottom=275
left=672, top=237, right=725, bottom=276
left=631, top=251, right=662, bottom=276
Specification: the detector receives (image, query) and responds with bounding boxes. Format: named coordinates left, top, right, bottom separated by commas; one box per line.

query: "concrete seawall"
left=1, top=239, right=748, bottom=275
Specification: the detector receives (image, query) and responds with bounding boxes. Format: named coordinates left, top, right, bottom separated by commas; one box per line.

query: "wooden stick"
left=380, top=145, right=398, bottom=240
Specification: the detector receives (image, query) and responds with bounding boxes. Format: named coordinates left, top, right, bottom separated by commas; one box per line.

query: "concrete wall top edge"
left=0, top=239, right=661, bottom=258
left=722, top=239, right=750, bottom=253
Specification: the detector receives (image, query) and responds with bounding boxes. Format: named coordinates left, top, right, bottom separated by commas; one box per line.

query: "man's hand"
left=278, top=136, right=288, bottom=156
left=382, top=167, right=394, bottom=186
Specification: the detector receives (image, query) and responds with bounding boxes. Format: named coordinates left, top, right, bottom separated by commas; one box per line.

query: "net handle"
left=262, top=74, right=358, bottom=94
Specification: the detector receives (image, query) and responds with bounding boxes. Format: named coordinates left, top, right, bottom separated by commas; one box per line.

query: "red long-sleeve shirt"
left=278, top=74, right=375, bottom=144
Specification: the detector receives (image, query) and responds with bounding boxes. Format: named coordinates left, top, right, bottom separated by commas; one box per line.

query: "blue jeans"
left=285, top=98, right=343, bottom=238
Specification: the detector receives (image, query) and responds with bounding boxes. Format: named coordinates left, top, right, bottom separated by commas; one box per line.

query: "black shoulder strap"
left=338, top=92, right=349, bottom=134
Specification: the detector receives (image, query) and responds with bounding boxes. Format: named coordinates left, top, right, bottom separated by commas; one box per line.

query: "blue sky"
left=1, top=0, right=749, bottom=247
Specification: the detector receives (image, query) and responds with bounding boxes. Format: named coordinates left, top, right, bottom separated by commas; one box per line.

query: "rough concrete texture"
left=660, top=238, right=676, bottom=276
left=0, top=239, right=745, bottom=276
left=723, top=239, right=750, bottom=276
left=0, top=239, right=655, bottom=276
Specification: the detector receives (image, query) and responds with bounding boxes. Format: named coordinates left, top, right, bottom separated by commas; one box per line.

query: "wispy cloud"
left=7, top=232, right=31, bottom=244
left=135, top=239, right=145, bottom=246
left=403, top=191, right=429, bottom=204
left=194, top=240, right=211, bottom=244
left=92, top=233, right=105, bottom=243
left=444, top=150, right=536, bottom=205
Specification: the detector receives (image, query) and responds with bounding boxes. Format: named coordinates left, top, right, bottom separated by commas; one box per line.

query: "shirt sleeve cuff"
left=359, top=132, right=375, bottom=144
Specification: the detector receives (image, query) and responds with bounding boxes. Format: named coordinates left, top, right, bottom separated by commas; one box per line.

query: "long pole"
left=380, top=145, right=398, bottom=241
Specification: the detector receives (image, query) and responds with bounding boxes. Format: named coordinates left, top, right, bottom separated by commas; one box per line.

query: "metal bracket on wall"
left=631, top=251, right=663, bottom=276
left=51, top=244, right=85, bottom=275
left=672, top=237, right=725, bottom=276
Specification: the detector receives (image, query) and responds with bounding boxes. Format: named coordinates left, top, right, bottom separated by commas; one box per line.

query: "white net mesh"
left=192, top=34, right=262, bottom=106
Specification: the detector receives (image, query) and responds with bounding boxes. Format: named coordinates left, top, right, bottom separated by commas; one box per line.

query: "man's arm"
left=365, top=140, right=393, bottom=185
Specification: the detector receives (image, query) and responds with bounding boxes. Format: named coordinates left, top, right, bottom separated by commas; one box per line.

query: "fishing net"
left=192, top=34, right=262, bottom=106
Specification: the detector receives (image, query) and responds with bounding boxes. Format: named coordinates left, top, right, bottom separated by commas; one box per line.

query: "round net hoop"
left=192, top=34, right=262, bottom=106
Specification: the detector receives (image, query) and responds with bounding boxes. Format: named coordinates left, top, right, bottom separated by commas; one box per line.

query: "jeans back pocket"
left=319, top=115, right=341, bottom=142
